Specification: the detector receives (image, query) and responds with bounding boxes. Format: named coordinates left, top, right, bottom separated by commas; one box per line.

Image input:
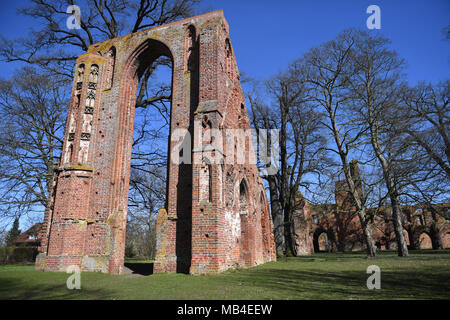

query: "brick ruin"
left=36, top=10, right=276, bottom=274
left=292, top=162, right=450, bottom=254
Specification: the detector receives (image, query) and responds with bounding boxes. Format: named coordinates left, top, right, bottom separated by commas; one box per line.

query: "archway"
left=318, top=233, right=329, bottom=252
left=313, top=228, right=331, bottom=253
left=36, top=11, right=276, bottom=275
left=443, top=232, right=450, bottom=249
left=125, top=47, right=174, bottom=271
left=418, top=232, right=432, bottom=249
left=112, top=38, right=190, bottom=274
left=120, top=34, right=199, bottom=274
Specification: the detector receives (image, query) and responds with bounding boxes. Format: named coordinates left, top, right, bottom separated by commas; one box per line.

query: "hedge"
left=0, top=246, right=39, bottom=265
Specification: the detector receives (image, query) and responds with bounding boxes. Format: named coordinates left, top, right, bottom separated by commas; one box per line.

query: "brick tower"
left=36, top=10, right=276, bottom=274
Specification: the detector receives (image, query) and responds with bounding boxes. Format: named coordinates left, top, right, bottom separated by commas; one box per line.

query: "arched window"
left=225, top=39, right=232, bottom=78
left=68, top=113, right=76, bottom=134
left=202, top=115, right=212, bottom=145
left=71, top=92, right=81, bottom=111
left=225, top=169, right=234, bottom=208
left=105, top=47, right=116, bottom=89
left=200, top=158, right=212, bottom=202
left=89, top=64, right=99, bottom=83
left=64, top=143, right=74, bottom=164
left=259, top=192, right=268, bottom=251
left=417, top=215, right=424, bottom=225
left=77, top=64, right=85, bottom=83
left=318, top=233, right=329, bottom=252
left=238, top=103, right=246, bottom=128
left=415, top=209, right=424, bottom=225
left=220, top=162, right=225, bottom=204
left=86, top=89, right=96, bottom=108
left=185, top=26, right=196, bottom=72
left=313, top=215, right=319, bottom=225
left=239, top=179, right=248, bottom=208
left=78, top=145, right=88, bottom=163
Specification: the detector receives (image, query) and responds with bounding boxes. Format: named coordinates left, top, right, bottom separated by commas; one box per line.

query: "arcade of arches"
left=293, top=163, right=450, bottom=254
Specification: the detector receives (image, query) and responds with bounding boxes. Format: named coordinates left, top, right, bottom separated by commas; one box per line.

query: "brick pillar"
left=154, top=30, right=196, bottom=274
left=36, top=53, right=110, bottom=273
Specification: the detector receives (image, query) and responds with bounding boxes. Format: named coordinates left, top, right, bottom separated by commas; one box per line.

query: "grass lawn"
left=0, top=250, right=449, bottom=300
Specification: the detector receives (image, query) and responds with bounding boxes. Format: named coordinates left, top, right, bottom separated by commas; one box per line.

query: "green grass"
left=0, top=250, right=449, bottom=300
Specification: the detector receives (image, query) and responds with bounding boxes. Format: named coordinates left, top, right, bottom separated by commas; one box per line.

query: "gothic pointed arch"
left=104, top=46, right=116, bottom=90
left=36, top=11, right=276, bottom=275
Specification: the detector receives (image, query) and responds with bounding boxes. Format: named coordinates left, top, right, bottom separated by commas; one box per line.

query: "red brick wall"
left=293, top=193, right=450, bottom=254
left=37, top=10, right=276, bottom=274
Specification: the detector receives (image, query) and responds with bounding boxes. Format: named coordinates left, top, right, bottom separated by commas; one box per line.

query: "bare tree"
left=1, top=0, right=200, bottom=108
left=126, top=163, right=165, bottom=259
left=1, top=0, right=202, bottom=112
left=0, top=0, right=203, bottom=230
left=391, top=80, right=449, bottom=250
left=345, top=30, right=409, bottom=256
left=399, top=81, right=449, bottom=179
left=247, top=85, right=283, bottom=255
left=299, top=29, right=377, bottom=257
left=1, top=0, right=202, bottom=78
left=0, top=230, right=6, bottom=248
left=248, top=65, right=328, bottom=256
left=0, top=67, right=68, bottom=223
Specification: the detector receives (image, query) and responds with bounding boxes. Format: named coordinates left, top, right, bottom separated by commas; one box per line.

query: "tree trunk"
left=356, top=208, right=377, bottom=257
left=390, top=199, right=409, bottom=256
left=267, top=176, right=284, bottom=255
left=328, top=109, right=377, bottom=258
left=374, top=159, right=408, bottom=256
left=385, top=236, right=391, bottom=250
left=283, top=203, right=297, bottom=256
left=405, top=228, right=416, bottom=250
left=430, top=222, right=443, bottom=250
left=368, top=117, right=409, bottom=257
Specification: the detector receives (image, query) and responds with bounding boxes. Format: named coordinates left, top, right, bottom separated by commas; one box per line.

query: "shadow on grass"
left=1, top=251, right=448, bottom=300
left=124, top=262, right=154, bottom=276
left=408, top=249, right=450, bottom=255
left=231, top=264, right=450, bottom=299
left=295, top=249, right=450, bottom=262
left=0, top=277, right=115, bottom=300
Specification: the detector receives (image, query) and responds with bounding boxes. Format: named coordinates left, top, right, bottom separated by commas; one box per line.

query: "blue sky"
left=0, top=0, right=449, bottom=84
left=201, top=0, right=449, bottom=84
left=0, top=1, right=448, bottom=230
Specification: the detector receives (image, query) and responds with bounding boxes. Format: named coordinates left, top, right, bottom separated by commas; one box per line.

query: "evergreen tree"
left=5, top=218, right=21, bottom=247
